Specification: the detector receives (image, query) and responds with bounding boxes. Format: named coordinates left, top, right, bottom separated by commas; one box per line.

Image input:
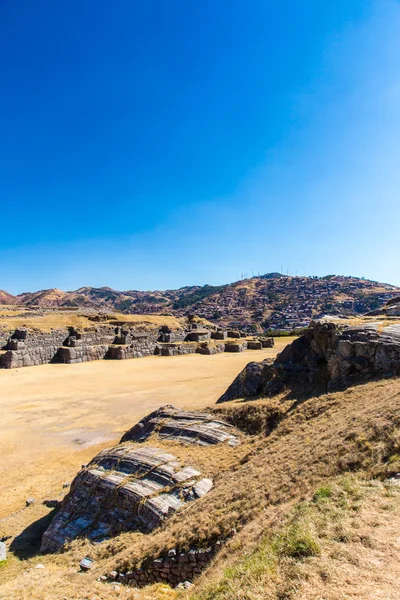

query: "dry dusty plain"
left=0, top=340, right=292, bottom=527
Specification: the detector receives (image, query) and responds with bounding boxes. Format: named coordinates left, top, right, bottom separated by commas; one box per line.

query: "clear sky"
left=1, top=0, right=400, bottom=293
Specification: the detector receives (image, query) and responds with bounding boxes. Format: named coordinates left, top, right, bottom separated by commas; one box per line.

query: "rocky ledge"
left=121, top=405, right=240, bottom=446
left=41, top=408, right=240, bottom=553
left=218, top=320, right=400, bottom=402
left=40, top=446, right=212, bottom=553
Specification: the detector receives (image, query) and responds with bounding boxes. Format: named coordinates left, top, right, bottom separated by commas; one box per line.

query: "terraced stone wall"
left=112, top=542, right=226, bottom=587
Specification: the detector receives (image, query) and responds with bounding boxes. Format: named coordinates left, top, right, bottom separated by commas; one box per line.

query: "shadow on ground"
left=10, top=510, right=57, bottom=559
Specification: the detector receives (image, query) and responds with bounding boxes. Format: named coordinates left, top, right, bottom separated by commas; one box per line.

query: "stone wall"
left=247, top=340, right=263, bottom=350
left=111, top=542, right=226, bottom=588
left=0, top=344, right=60, bottom=368
left=156, top=344, right=198, bottom=356
left=0, top=324, right=272, bottom=369
left=225, top=342, right=247, bottom=353
left=211, top=330, right=227, bottom=340
left=0, top=330, right=10, bottom=349
left=56, top=344, right=110, bottom=364
left=196, top=343, right=225, bottom=355
left=107, top=339, right=157, bottom=360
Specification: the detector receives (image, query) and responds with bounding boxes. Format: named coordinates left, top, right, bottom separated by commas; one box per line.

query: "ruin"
left=0, top=322, right=272, bottom=369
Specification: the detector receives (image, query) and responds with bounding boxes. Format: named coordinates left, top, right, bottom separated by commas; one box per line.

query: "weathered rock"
left=218, top=320, right=400, bottom=402
left=40, top=445, right=212, bottom=553
left=247, top=340, right=262, bottom=350
left=217, top=360, right=277, bottom=403
left=366, top=296, right=400, bottom=317
left=224, top=342, right=246, bottom=353
left=43, top=499, right=60, bottom=509
left=121, top=405, right=240, bottom=447
left=0, top=542, right=6, bottom=562
left=80, top=557, right=94, bottom=571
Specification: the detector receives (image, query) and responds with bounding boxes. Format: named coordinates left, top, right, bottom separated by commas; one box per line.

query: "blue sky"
left=1, top=0, right=400, bottom=293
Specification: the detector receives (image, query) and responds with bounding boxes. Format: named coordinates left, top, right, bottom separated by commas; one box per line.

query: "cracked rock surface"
left=218, top=321, right=400, bottom=402
left=120, top=405, right=240, bottom=447
left=40, top=446, right=212, bottom=553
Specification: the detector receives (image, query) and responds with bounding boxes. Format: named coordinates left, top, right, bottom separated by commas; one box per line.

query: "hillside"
left=0, top=374, right=399, bottom=600
left=1, top=274, right=399, bottom=332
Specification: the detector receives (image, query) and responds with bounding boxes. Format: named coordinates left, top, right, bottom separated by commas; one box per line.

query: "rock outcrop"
left=41, top=445, right=212, bottom=553
left=366, top=296, right=400, bottom=317
left=218, top=320, right=400, bottom=402
left=121, top=405, right=240, bottom=447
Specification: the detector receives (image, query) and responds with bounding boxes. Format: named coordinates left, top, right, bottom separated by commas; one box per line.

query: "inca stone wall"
left=56, top=344, right=111, bottom=364
left=196, top=342, right=225, bottom=355
left=155, top=343, right=198, bottom=356
left=0, top=322, right=272, bottom=369
left=109, top=542, right=228, bottom=587
left=0, top=344, right=61, bottom=368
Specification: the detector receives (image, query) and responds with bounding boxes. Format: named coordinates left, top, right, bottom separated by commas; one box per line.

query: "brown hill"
left=0, top=290, right=16, bottom=305
left=3, top=274, right=400, bottom=330
left=16, top=288, right=68, bottom=307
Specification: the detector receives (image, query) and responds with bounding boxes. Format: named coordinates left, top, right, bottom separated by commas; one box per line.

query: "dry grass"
left=1, top=364, right=399, bottom=599
left=0, top=346, right=285, bottom=519
left=186, top=476, right=400, bottom=600
left=0, top=310, right=186, bottom=333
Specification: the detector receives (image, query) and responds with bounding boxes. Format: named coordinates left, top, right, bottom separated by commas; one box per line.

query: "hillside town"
left=178, top=275, right=398, bottom=332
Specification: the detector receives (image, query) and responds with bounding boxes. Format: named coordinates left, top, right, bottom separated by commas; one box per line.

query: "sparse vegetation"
left=172, top=285, right=227, bottom=310
left=0, top=332, right=399, bottom=600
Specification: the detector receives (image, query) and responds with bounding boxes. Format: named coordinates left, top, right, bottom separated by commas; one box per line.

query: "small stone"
left=26, top=498, right=35, bottom=507
left=80, top=557, right=94, bottom=571
left=35, top=564, right=45, bottom=569
left=176, top=581, right=193, bottom=589
left=62, top=482, right=71, bottom=488
left=109, top=570, right=118, bottom=580
left=167, top=548, right=177, bottom=558
left=43, top=499, right=60, bottom=509
left=229, top=528, right=237, bottom=537
left=0, top=542, right=6, bottom=562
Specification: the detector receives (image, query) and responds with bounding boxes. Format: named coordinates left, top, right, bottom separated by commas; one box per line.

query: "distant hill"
left=0, top=290, right=16, bottom=305
left=1, top=274, right=399, bottom=331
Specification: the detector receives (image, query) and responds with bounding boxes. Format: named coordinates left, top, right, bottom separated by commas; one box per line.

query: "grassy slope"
left=0, top=378, right=399, bottom=599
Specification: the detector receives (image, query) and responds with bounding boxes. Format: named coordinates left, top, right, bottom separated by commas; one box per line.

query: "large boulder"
left=217, top=321, right=400, bottom=402
left=121, top=405, right=240, bottom=446
left=366, top=296, right=400, bottom=317
left=40, top=445, right=212, bottom=553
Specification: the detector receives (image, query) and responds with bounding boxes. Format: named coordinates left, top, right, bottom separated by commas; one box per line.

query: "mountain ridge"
left=1, top=274, right=399, bottom=332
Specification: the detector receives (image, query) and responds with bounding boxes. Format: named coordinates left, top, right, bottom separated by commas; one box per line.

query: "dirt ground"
left=0, top=342, right=290, bottom=521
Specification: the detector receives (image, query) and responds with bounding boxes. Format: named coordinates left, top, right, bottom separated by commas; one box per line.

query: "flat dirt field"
left=0, top=340, right=292, bottom=524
